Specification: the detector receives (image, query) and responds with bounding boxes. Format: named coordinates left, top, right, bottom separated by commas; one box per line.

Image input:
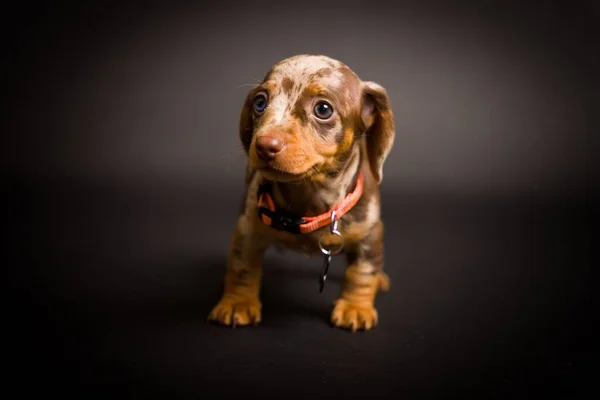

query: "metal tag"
left=319, top=254, right=332, bottom=293
left=317, top=210, right=344, bottom=293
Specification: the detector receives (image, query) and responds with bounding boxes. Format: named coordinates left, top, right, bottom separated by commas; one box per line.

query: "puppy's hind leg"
left=208, top=216, right=270, bottom=327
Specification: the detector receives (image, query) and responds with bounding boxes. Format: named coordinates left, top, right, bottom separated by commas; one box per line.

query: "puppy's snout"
left=255, top=136, right=284, bottom=161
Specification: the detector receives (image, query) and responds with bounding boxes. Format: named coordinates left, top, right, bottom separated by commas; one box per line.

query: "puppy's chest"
left=271, top=236, right=322, bottom=255
left=245, top=172, right=375, bottom=254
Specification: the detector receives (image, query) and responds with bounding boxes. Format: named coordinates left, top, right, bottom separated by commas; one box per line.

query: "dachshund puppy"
left=208, top=54, right=395, bottom=331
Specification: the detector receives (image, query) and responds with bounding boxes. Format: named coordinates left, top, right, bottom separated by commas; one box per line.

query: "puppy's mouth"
left=249, top=140, right=324, bottom=182
left=257, top=165, right=316, bottom=182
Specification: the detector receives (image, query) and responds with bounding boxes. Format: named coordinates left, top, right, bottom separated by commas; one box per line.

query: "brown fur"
left=209, top=54, right=395, bottom=331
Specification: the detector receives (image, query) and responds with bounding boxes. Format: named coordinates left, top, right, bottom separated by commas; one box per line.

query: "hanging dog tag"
left=319, top=254, right=332, bottom=293
left=317, top=210, right=344, bottom=293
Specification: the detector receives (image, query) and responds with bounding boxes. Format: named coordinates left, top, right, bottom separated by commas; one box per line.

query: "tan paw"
left=208, top=297, right=261, bottom=327
left=330, top=298, right=379, bottom=332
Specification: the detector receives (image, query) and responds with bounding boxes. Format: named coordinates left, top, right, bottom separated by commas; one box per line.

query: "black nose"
left=255, top=136, right=284, bottom=161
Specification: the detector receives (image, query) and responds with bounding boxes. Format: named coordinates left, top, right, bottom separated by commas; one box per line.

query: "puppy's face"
left=239, top=55, right=395, bottom=183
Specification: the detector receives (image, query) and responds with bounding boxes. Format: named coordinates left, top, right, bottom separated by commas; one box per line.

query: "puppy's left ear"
left=361, top=81, right=395, bottom=184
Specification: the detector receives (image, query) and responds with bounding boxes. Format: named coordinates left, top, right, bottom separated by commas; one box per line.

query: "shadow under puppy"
left=208, top=54, right=395, bottom=332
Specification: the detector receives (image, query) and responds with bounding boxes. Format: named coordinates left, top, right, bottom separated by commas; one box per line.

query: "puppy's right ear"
left=239, top=88, right=257, bottom=184
left=239, top=88, right=256, bottom=155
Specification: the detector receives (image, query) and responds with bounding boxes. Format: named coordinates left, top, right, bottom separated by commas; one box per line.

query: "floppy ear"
left=360, top=81, right=395, bottom=184
left=239, top=89, right=255, bottom=155
left=239, top=89, right=256, bottom=183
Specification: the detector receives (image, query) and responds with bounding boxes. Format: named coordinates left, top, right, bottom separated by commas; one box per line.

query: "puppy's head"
left=239, top=54, right=395, bottom=183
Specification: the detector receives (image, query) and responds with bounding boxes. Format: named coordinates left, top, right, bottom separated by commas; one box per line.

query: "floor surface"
left=9, top=177, right=593, bottom=398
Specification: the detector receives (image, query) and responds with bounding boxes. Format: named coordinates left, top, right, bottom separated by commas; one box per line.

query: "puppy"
left=208, top=54, right=395, bottom=331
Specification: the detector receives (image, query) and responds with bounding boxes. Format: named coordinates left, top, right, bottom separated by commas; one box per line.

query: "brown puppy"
left=208, top=54, right=395, bottom=331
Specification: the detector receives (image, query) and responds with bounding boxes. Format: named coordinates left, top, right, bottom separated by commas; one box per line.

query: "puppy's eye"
left=313, top=101, right=333, bottom=119
left=253, top=93, right=268, bottom=113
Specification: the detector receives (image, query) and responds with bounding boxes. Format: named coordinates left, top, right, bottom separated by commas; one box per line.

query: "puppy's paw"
left=330, top=298, right=378, bottom=332
left=208, top=297, right=261, bottom=327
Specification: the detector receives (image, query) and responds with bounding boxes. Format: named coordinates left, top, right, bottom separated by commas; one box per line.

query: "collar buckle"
left=257, top=207, right=307, bottom=234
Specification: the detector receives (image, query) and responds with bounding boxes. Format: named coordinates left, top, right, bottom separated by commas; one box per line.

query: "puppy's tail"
left=376, top=271, right=390, bottom=292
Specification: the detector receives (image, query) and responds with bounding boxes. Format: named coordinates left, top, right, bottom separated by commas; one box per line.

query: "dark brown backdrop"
left=4, top=0, right=595, bottom=398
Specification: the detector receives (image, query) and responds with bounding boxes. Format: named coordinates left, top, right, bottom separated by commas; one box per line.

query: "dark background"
left=4, top=0, right=596, bottom=398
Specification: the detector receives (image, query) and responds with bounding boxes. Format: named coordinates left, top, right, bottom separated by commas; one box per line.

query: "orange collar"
left=257, top=171, right=364, bottom=234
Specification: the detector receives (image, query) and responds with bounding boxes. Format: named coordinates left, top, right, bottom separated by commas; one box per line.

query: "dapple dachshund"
left=208, top=54, right=395, bottom=332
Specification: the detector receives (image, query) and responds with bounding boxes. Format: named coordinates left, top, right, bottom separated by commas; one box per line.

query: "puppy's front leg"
left=331, top=220, right=390, bottom=332
left=208, top=216, right=269, bottom=327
